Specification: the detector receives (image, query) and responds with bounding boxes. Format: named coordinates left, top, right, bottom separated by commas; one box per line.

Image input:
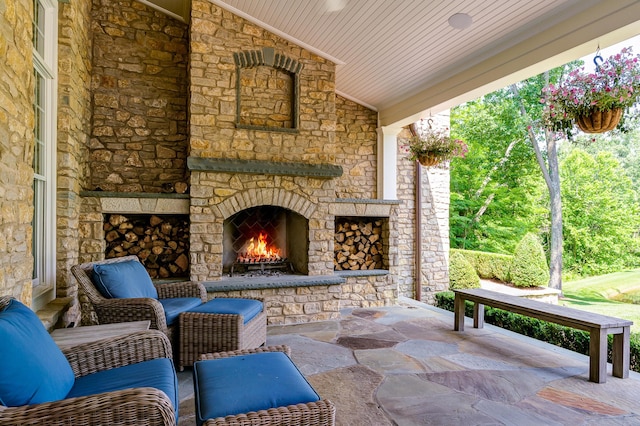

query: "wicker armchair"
left=0, top=296, right=177, bottom=426
left=198, top=346, right=336, bottom=426
left=72, top=256, right=267, bottom=369
left=71, top=255, right=207, bottom=338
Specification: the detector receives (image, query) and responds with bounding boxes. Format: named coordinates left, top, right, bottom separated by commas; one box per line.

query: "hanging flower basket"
left=406, top=124, right=468, bottom=168
left=541, top=47, right=640, bottom=138
left=417, top=153, right=442, bottom=167
left=575, top=108, right=623, bottom=133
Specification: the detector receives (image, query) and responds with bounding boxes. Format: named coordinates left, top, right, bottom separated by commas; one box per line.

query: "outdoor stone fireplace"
left=179, top=1, right=407, bottom=324
left=76, top=1, right=449, bottom=327
left=223, top=205, right=309, bottom=276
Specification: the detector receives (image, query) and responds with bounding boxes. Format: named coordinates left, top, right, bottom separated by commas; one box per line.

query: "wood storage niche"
left=104, top=213, right=190, bottom=279
left=334, top=216, right=387, bottom=271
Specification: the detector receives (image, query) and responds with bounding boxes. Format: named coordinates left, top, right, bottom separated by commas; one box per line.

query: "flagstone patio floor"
left=177, top=297, right=640, bottom=425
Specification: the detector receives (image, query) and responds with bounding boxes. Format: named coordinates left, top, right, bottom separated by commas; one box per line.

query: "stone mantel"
left=187, top=157, right=343, bottom=178
left=80, top=191, right=190, bottom=214
left=331, top=198, right=400, bottom=217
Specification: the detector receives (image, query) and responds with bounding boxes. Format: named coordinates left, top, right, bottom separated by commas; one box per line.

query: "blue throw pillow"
left=0, top=299, right=75, bottom=406
left=92, top=259, right=158, bottom=299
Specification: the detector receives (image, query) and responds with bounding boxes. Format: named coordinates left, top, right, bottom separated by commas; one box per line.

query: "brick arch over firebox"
left=216, top=188, right=317, bottom=221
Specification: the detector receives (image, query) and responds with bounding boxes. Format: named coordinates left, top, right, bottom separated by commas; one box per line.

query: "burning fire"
left=237, top=231, right=282, bottom=263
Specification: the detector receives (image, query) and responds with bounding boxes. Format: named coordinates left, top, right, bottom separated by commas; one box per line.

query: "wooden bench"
left=453, top=288, right=633, bottom=383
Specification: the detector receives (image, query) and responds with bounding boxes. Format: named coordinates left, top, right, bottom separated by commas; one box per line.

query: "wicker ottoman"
left=194, top=346, right=335, bottom=426
left=178, top=297, right=266, bottom=370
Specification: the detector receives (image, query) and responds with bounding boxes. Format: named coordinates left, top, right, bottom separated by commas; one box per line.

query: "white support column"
left=377, top=125, right=402, bottom=200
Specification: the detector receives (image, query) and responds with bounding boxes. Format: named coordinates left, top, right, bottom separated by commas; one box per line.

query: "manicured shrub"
left=449, top=251, right=480, bottom=290
left=510, top=233, right=549, bottom=288
left=452, top=249, right=513, bottom=282
left=434, top=291, right=640, bottom=373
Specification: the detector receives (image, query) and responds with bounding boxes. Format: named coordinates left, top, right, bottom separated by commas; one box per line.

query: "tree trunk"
left=546, top=134, right=563, bottom=292
left=510, top=80, right=563, bottom=292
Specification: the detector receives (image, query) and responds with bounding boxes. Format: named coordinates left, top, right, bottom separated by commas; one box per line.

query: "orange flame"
left=243, top=232, right=281, bottom=261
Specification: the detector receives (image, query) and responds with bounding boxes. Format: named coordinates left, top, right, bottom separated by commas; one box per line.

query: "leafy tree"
left=560, top=149, right=640, bottom=275
left=450, top=93, right=545, bottom=254
left=567, top=127, right=640, bottom=197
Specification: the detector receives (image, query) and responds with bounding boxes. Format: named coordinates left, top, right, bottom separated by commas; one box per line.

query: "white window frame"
left=31, top=0, right=58, bottom=311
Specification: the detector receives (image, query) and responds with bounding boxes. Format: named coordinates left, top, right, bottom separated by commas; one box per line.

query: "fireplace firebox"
left=223, top=206, right=308, bottom=276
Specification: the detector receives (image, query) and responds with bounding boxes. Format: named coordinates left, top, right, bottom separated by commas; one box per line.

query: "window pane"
left=32, top=0, right=46, bottom=58
left=32, top=179, right=44, bottom=283
left=33, top=70, right=45, bottom=175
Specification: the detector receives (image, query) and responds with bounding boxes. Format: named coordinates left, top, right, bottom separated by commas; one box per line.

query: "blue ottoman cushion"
left=188, top=298, right=263, bottom=324
left=193, top=352, right=319, bottom=424
left=68, top=357, right=179, bottom=422
left=160, top=297, right=203, bottom=326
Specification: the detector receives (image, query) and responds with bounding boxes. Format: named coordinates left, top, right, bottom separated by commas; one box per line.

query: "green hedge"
left=435, top=291, right=640, bottom=373
left=451, top=249, right=513, bottom=282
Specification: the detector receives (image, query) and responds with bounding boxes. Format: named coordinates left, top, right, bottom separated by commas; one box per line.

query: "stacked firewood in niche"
left=334, top=218, right=384, bottom=270
left=104, top=214, right=189, bottom=279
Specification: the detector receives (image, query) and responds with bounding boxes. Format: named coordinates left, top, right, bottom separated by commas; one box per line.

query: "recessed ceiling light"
left=448, top=13, right=473, bottom=30
left=325, top=0, right=346, bottom=12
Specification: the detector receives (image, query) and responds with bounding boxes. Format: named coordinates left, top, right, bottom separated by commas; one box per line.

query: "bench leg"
left=454, top=294, right=465, bottom=331
left=473, top=303, right=484, bottom=328
left=589, top=328, right=608, bottom=383
left=612, top=327, right=630, bottom=379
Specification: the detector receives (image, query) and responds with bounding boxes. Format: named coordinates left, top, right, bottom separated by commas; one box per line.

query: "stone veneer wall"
left=0, top=0, right=34, bottom=304
left=189, top=1, right=336, bottom=163
left=56, top=0, right=94, bottom=326
left=396, top=116, right=451, bottom=304
left=334, top=95, right=378, bottom=199
left=89, top=0, right=189, bottom=193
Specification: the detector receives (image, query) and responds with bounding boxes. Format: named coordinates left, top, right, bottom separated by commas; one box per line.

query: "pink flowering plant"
left=541, top=47, right=640, bottom=135
left=407, top=127, right=468, bottom=164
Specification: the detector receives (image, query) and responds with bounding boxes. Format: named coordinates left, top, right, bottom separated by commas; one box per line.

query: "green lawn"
left=561, top=270, right=640, bottom=333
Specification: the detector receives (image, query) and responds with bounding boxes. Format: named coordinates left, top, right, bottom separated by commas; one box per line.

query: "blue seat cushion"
left=0, top=299, right=75, bottom=406
left=68, top=358, right=178, bottom=422
left=187, top=298, right=263, bottom=324
left=193, top=352, right=319, bottom=424
left=92, top=259, right=158, bottom=299
left=159, top=297, right=203, bottom=326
